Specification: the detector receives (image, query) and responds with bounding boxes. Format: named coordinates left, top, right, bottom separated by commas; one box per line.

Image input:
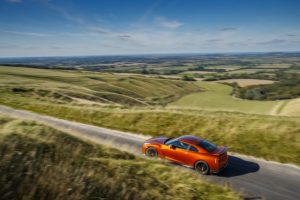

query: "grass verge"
left=0, top=115, right=239, bottom=200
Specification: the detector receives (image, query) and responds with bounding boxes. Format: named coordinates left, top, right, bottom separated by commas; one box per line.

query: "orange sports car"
left=141, top=135, right=228, bottom=174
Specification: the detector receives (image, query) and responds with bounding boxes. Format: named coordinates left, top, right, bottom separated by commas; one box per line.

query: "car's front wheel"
left=195, top=161, right=210, bottom=175
left=145, top=147, right=158, bottom=158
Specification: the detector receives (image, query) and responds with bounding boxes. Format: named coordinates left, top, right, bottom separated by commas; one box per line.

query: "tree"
left=141, top=67, right=149, bottom=74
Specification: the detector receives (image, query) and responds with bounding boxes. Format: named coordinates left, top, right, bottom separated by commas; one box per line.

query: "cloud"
left=287, top=34, right=297, bottom=37
left=257, top=39, right=286, bottom=45
left=43, top=2, right=85, bottom=24
left=0, top=30, right=52, bottom=37
left=48, top=46, right=69, bottom=50
left=118, top=35, right=131, bottom=39
left=0, top=43, right=20, bottom=49
left=88, top=27, right=110, bottom=35
left=205, top=39, right=222, bottom=42
left=5, top=0, right=22, bottom=3
left=220, top=27, right=238, bottom=32
left=135, top=0, right=162, bottom=25
left=156, top=17, right=183, bottom=29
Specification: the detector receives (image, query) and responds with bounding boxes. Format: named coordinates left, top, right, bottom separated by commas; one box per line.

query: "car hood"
left=145, top=136, right=170, bottom=144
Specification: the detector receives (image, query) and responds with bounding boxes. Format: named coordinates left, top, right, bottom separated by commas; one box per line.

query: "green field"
left=0, top=66, right=300, bottom=166
left=0, top=115, right=239, bottom=200
left=170, top=81, right=298, bottom=115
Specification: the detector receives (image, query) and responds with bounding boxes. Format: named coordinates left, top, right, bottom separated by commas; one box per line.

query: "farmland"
left=1, top=52, right=300, bottom=75
left=214, top=79, right=275, bottom=87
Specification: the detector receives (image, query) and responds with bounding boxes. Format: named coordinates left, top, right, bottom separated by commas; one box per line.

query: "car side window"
left=179, top=142, right=189, bottom=150
left=169, top=141, right=189, bottom=150
left=189, top=145, right=198, bottom=152
left=169, top=140, right=181, bottom=148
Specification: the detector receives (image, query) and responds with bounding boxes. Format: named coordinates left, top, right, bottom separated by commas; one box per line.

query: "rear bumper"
left=211, top=159, right=229, bottom=174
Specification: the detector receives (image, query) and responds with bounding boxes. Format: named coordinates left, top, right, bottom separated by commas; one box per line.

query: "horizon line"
left=0, top=50, right=300, bottom=59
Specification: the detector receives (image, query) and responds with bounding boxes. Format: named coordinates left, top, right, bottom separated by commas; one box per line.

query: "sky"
left=0, top=0, right=300, bottom=57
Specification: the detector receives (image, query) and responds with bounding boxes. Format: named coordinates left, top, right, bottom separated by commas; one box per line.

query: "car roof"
left=178, top=135, right=204, bottom=145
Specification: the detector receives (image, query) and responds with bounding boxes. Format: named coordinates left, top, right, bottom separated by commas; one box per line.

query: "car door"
left=160, top=139, right=178, bottom=162
left=184, top=144, right=200, bottom=166
left=161, top=140, right=190, bottom=164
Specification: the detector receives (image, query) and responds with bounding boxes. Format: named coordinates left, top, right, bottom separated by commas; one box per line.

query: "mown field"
left=0, top=66, right=300, bottom=166
left=0, top=115, right=239, bottom=200
left=214, top=79, right=275, bottom=87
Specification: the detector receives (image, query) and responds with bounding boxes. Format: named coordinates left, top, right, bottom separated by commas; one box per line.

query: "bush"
left=182, top=74, right=196, bottom=81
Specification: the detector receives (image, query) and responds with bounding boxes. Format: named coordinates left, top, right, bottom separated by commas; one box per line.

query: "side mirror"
left=170, top=145, right=176, bottom=150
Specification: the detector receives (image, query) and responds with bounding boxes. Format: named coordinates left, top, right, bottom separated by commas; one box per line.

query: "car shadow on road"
left=216, top=155, right=260, bottom=177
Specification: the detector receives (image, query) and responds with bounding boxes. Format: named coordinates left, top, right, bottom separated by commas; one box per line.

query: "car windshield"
left=164, top=138, right=173, bottom=144
left=165, top=138, right=176, bottom=145
left=199, top=140, right=217, bottom=152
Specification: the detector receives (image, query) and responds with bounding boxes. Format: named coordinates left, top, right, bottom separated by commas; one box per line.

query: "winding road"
left=0, top=105, right=299, bottom=200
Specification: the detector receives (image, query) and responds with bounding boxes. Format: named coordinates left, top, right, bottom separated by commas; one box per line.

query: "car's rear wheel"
left=145, top=147, right=158, bottom=158
left=195, top=161, right=210, bottom=175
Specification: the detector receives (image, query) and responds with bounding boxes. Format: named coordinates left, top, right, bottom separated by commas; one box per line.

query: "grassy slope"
left=0, top=115, right=239, bottom=200
left=280, top=98, right=300, bottom=116
left=0, top=66, right=201, bottom=106
left=170, top=81, right=296, bottom=116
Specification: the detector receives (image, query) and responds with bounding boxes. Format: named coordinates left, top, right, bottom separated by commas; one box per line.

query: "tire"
left=145, top=147, right=158, bottom=158
left=195, top=161, right=210, bottom=175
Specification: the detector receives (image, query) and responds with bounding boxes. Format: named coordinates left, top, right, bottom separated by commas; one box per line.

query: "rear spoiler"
left=213, top=146, right=227, bottom=155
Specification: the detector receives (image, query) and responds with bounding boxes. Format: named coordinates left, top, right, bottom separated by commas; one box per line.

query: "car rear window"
left=199, top=140, right=217, bottom=152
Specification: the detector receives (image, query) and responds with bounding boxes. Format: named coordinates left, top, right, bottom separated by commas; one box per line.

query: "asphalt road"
left=0, top=105, right=299, bottom=200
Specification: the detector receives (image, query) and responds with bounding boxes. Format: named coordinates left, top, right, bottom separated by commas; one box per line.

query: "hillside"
left=0, top=115, right=239, bottom=200
left=0, top=66, right=201, bottom=106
